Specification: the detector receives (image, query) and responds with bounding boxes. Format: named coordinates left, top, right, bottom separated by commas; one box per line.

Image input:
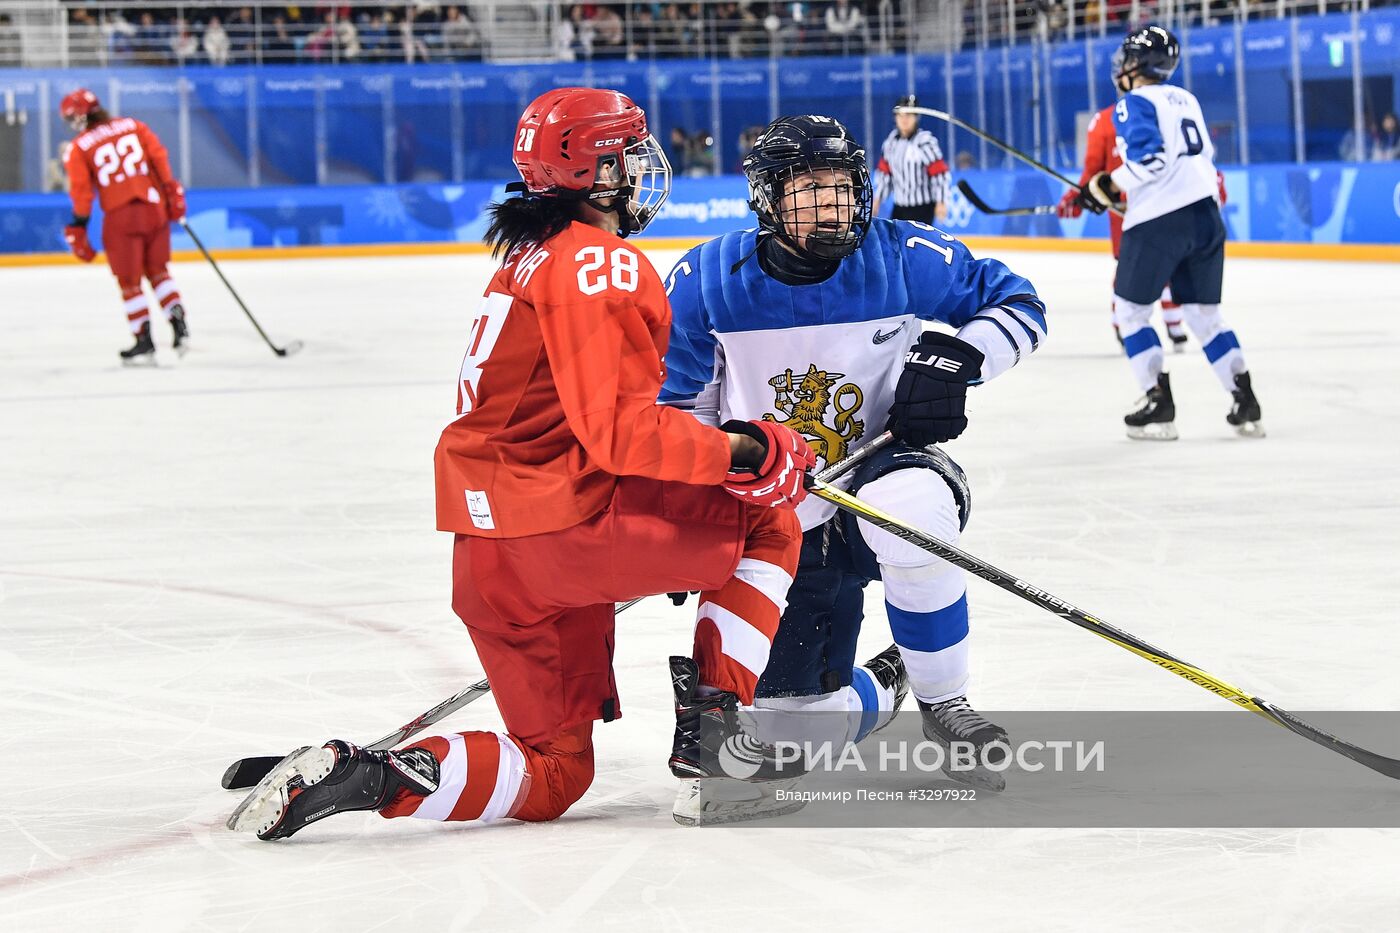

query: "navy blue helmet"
left=1118, top=25, right=1180, bottom=85
left=742, top=114, right=873, bottom=261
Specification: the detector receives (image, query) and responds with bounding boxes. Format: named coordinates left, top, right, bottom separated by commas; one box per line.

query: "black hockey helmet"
left=742, top=114, right=873, bottom=262
left=895, top=94, right=918, bottom=112
left=1117, top=25, right=1180, bottom=87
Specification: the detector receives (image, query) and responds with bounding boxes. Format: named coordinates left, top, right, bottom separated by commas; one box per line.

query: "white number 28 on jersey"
left=575, top=246, right=639, bottom=295
left=457, top=293, right=512, bottom=415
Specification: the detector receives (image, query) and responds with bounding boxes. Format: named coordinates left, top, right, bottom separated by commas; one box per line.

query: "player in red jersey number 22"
left=60, top=88, right=191, bottom=365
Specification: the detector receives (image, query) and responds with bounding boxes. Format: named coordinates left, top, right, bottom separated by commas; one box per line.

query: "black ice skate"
left=919, top=696, right=1010, bottom=793
left=1167, top=325, right=1189, bottom=353
left=668, top=656, right=790, bottom=783
left=119, top=322, right=156, bottom=366
left=862, top=643, right=909, bottom=735
left=672, top=647, right=907, bottom=827
left=1226, top=371, right=1265, bottom=438
left=1124, top=372, right=1178, bottom=441
left=227, top=739, right=438, bottom=841
left=168, top=303, right=190, bottom=357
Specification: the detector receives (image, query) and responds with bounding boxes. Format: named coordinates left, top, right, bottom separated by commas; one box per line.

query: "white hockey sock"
left=1181, top=303, right=1246, bottom=392
left=1115, top=299, right=1164, bottom=391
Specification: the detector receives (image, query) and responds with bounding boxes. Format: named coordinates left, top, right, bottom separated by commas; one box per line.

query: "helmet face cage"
left=745, top=118, right=873, bottom=262
left=583, top=133, right=671, bottom=236
left=60, top=89, right=98, bottom=132
left=766, top=163, right=871, bottom=261
left=622, top=134, right=671, bottom=234
left=1110, top=48, right=1128, bottom=93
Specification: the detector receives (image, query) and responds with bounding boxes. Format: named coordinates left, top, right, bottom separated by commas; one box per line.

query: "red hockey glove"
left=720, top=419, right=815, bottom=510
left=163, top=180, right=187, bottom=222
left=64, top=220, right=96, bottom=262
left=1056, top=188, right=1083, bottom=218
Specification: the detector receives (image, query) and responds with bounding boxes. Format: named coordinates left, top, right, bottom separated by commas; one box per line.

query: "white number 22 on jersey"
left=457, top=293, right=512, bottom=415
left=93, top=133, right=147, bottom=188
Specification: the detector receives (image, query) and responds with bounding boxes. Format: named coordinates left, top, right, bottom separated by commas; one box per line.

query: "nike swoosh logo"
left=872, top=325, right=904, bottom=345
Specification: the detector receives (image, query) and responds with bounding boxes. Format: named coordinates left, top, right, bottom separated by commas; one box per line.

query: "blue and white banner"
left=3, top=165, right=1397, bottom=256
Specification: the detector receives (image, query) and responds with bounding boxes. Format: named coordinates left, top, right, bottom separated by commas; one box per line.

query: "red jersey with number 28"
left=435, top=221, right=732, bottom=539
left=63, top=117, right=173, bottom=217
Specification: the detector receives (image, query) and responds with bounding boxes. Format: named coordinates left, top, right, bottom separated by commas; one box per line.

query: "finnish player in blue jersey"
left=1080, top=25, right=1265, bottom=440
left=660, top=115, right=1046, bottom=813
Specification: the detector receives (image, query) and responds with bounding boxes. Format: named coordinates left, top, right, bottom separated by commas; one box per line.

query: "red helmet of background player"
left=60, top=88, right=101, bottom=130
left=510, top=86, right=671, bottom=235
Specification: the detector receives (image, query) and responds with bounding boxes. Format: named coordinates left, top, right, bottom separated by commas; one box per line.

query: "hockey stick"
left=220, top=676, right=493, bottom=790
left=896, top=105, right=1124, bottom=219
left=956, top=179, right=1059, bottom=217
left=221, top=595, right=647, bottom=790
left=179, top=219, right=304, bottom=358
left=808, top=478, right=1400, bottom=781
left=220, top=439, right=890, bottom=791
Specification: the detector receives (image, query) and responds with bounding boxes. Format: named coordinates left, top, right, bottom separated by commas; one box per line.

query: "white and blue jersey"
left=1109, top=83, right=1219, bottom=231
left=660, top=217, right=1047, bottom=531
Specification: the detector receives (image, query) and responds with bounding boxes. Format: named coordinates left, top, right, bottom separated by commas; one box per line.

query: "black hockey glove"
left=1075, top=171, right=1121, bottom=215
left=888, top=331, right=985, bottom=445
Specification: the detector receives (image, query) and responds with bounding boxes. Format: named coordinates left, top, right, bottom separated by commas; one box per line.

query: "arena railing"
left=0, top=0, right=1387, bottom=68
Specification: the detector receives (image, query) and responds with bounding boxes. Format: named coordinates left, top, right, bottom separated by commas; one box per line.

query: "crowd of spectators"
left=44, top=1, right=911, bottom=66
left=1340, top=112, right=1400, bottom=161
left=0, top=1, right=1387, bottom=69
left=59, top=4, right=485, bottom=67
left=556, top=1, right=897, bottom=61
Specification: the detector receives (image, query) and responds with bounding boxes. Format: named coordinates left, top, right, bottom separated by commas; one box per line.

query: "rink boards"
left=2, top=165, right=1398, bottom=265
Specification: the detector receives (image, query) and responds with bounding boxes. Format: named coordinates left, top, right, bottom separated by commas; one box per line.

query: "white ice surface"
left=2, top=247, right=1399, bottom=931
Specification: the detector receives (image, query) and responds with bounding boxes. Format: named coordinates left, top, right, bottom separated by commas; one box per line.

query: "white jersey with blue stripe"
left=1108, top=83, right=1220, bottom=231
left=660, top=218, right=1047, bottom=530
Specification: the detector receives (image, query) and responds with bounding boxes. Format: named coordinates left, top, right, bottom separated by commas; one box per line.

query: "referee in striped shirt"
left=872, top=95, right=951, bottom=224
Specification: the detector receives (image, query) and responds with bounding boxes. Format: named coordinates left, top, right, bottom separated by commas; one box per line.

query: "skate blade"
left=942, top=763, right=1007, bottom=793
left=174, top=342, right=190, bottom=358
left=226, top=745, right=332, bottom=837
left=1232, top=420, right=1266, bottom=439
left=120, top=355, right=157, bottom=368
left=1126, top=422, right=1178, bottom=441
left=672, top=776, right=808, bottom=827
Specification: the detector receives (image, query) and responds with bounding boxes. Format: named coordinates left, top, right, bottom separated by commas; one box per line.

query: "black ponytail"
left=484, top=195, right=578, bottom=259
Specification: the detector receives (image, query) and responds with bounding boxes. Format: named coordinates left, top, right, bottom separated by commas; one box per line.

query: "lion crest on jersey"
left=763, top=364, right=864, bottom=463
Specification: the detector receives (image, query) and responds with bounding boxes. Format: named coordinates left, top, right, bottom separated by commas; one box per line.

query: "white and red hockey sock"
left=120, top=283, right=150, bottom=333
left=381, top=731, right=530, bottom=823
left=380, top=724, right=596, bottom=824
left=692, top=537, right=796, bottom=705
left=1161, top=289, right=1185, bottom=332
left=149, top=272, right=183, bottom=319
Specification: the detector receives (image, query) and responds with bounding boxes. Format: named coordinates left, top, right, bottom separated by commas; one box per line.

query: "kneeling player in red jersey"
left=60, top=88, right=190, bottom=364
left=229, top=87, right=814, bottom=840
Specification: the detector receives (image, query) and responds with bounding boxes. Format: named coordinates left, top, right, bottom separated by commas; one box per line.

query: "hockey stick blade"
left=221, top=755, right=285, bottom=790
left=809, top=479, right=1400, bottom=782
left=956, top=180, right=1058, bottom=217
left=181, top=220, right=303, bottom=358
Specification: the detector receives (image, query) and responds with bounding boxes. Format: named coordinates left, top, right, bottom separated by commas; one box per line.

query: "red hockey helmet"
left=60, top=88, right=101, bottom=130
left=511, top=87, right=671, bottom=235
